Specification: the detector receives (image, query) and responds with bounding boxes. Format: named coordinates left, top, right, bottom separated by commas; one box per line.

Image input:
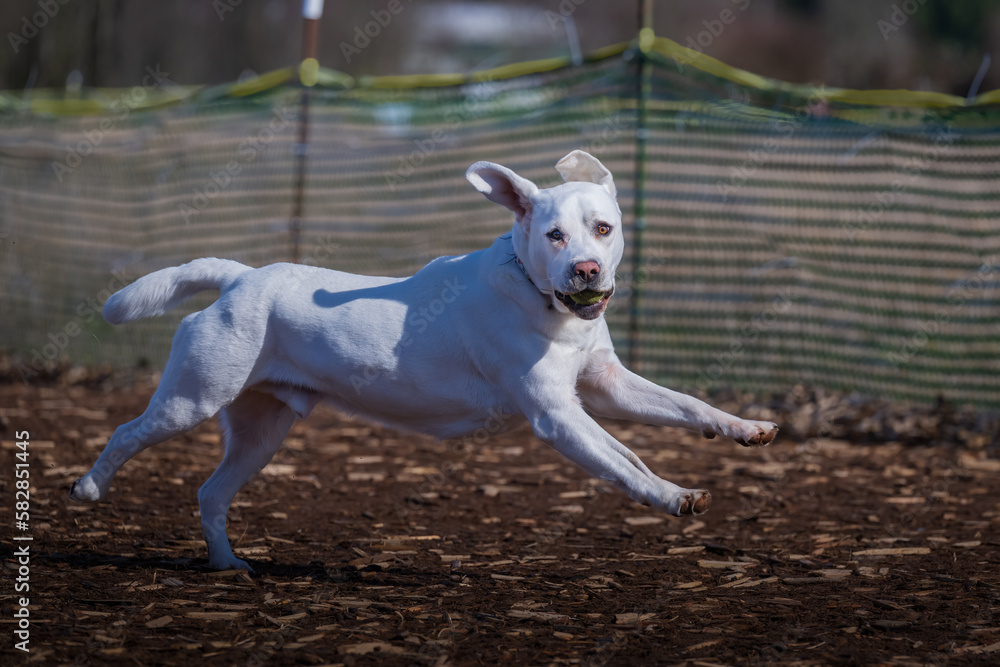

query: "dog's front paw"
left=730, top=420, right=778, bottom=447
left=661, top=489, right=711, bottom=516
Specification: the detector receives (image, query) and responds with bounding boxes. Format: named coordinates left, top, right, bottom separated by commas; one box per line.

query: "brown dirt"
left=2, top=375, right=999, bottom=666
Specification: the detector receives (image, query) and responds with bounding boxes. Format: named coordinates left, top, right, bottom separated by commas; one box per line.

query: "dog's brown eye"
left=548, top=229, right=564, bottom=241
left=597, top=224, right=612, bottom=236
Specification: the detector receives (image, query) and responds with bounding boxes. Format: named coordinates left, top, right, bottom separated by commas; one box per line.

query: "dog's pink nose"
left=574, top=261, right=600, bottom=280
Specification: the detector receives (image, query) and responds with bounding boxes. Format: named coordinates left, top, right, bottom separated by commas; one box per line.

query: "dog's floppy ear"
left=466, top=161, right=539, bottom=222
left=555, top=150, right=616, bottom=200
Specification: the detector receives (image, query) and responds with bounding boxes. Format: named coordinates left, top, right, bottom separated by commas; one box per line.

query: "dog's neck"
left=513, top=255, right=550, bottom=295
left=508, top=225, right=555, bottom=299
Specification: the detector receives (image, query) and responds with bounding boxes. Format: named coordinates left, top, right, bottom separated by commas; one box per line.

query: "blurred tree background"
left=1, top=0, right=997, bottom=94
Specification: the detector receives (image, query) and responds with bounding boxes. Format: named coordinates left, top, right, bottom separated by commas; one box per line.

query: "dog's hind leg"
left=197, top=390, right=297, bottom=571
left=70, top=312, right=257, bottom=503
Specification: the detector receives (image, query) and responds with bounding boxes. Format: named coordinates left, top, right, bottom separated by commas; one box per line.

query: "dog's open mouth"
left=553, top=287, right=614, bottom=319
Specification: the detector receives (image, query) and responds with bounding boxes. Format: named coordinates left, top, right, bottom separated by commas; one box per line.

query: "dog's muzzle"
left=553, top=286, right=614, bottom=320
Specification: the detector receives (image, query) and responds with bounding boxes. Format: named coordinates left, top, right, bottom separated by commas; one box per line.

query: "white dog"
left=70, top=151, right=777, bottom=571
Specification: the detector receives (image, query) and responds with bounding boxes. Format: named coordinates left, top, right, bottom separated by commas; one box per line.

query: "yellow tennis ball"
left=570, top=290, right=605, bottom=305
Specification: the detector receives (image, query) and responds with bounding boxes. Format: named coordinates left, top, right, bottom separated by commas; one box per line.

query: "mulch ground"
left=1, top=373, right=999, bottom=666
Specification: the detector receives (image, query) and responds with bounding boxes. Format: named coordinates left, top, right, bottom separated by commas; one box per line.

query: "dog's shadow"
left=308, top=252, right=519, bottom=358
left=34, top=551, right=427, bottom=586
left=308, top=260, right=549, bottom=386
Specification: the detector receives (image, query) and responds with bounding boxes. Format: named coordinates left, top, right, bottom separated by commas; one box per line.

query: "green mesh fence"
left=2, top=37, right=999, bottom=408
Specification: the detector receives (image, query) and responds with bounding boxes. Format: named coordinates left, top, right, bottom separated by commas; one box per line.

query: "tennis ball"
left=570, top=290, right=605, bottom=306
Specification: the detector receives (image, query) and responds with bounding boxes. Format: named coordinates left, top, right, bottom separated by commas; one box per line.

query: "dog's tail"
left=103, top=258, right=252, bottom=324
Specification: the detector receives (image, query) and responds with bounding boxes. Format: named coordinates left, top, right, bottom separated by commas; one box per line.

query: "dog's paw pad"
left=737, top=422, right=778, bottom=448
left=702, top=428, right=717, bottom=439
left=672, top=490, right=711, bottom=516
left=692, top=491, right=711, bottom=514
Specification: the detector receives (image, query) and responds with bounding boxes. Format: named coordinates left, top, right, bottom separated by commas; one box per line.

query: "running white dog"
left=70, top=150, right=777, bottom=571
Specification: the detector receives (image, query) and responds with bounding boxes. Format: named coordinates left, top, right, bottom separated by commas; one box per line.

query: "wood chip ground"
left=1, top=374, right=998, bottom=665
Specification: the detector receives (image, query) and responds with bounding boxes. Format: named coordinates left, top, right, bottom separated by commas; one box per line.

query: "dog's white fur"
left=70, top=151, right=777, bottom=571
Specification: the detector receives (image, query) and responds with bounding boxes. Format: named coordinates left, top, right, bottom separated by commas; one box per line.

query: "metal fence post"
left=627, top=1, right=653, bottom=372
left=290, top=0, right=324, bottom=264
